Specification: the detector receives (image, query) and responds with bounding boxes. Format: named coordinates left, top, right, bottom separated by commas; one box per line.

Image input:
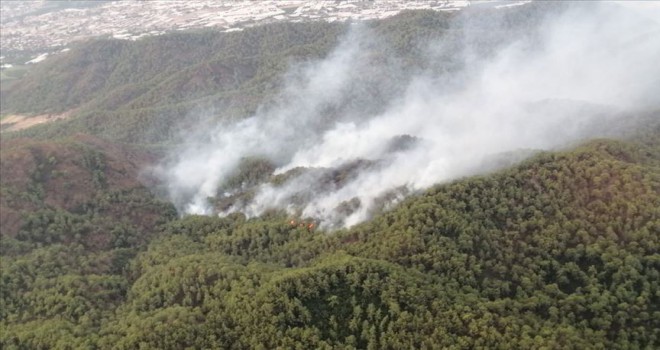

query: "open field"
left=0, top=64, right=29, bottom=82
left=0, top=111, right=71, bottom=132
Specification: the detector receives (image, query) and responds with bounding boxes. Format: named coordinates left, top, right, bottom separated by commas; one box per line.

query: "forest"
left=1, top=3, right=659, bottom=349
left=2, top=119, right=658, bottom=349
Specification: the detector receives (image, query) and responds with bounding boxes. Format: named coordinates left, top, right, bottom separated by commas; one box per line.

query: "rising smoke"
left=154, top=2, right=660, bottom=228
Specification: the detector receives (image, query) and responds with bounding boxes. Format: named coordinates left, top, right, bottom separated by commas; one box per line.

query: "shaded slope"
left=0, top=134, right=176, bottom=250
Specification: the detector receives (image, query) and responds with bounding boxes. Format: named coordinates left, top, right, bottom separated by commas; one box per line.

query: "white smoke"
left=155, top=2, right=660, bottom=228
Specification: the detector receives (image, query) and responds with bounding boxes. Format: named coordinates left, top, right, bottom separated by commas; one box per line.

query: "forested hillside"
left=1, top=4, right=555, bottom=144
left=0, top=134, right=177, bottom=250
left=2, top=118, right=658, bottom=349
left=1, top=2, right=659, bottom=349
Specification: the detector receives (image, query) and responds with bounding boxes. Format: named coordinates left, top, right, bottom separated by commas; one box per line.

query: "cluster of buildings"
left=1, top=1, right=530, bottom=64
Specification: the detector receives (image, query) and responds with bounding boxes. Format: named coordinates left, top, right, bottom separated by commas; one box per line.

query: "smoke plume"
left=154, top=2, right=660, bottom=228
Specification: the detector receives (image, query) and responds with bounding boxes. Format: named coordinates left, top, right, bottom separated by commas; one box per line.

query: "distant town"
left=1, top=0, right=532, bottom=66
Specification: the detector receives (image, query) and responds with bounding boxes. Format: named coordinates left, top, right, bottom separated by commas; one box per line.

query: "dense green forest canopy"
left=2, top=119, right=658, bottom=349
left=1, top=2, right=659, bottom=349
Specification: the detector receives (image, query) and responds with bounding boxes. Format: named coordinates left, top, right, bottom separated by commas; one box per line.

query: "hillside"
left=1, top=2, right=659, bottom=349
left=0, top=134, right=176, bottom=249
left=1, top=4, right=552, bottom=144
left=0, top=21, right=344, bottom=143
left=2, top=120, right=658, bottom=349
